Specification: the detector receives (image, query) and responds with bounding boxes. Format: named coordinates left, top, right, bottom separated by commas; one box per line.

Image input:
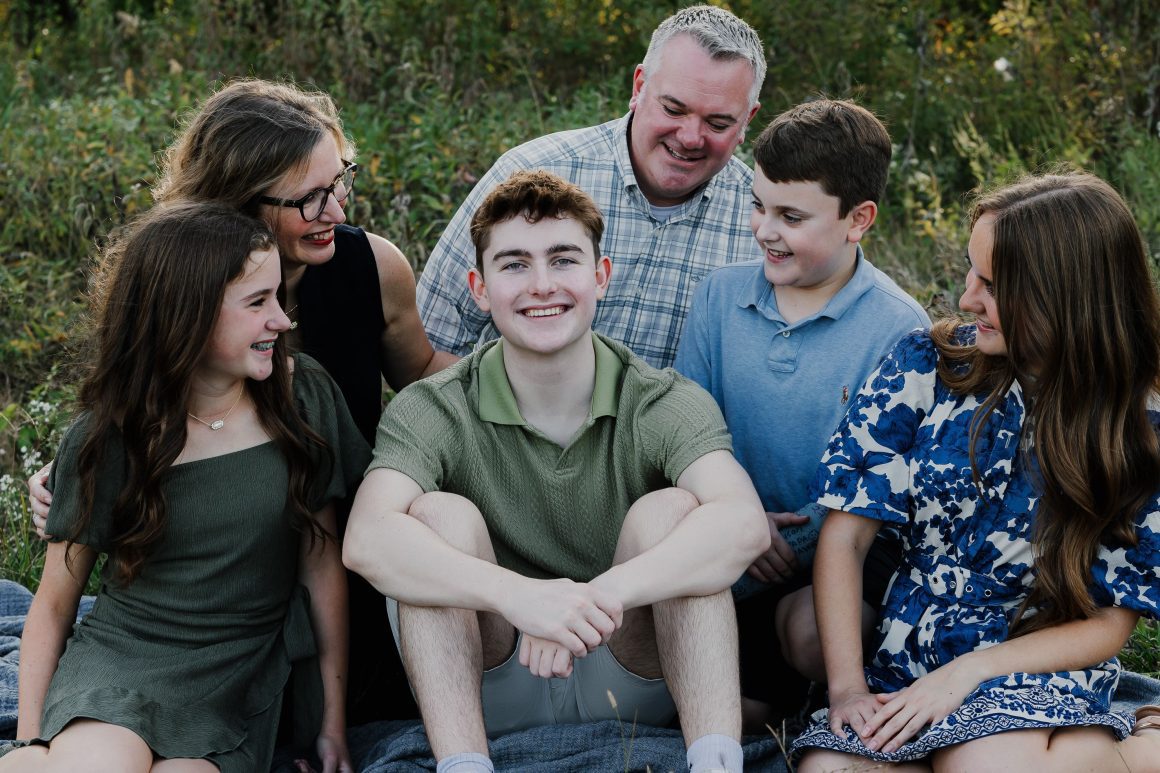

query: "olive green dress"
left=39, top=354, right=370, bottom=772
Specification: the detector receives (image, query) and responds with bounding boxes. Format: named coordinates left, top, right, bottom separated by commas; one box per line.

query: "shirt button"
left=782, top=331, right=790, bottom=338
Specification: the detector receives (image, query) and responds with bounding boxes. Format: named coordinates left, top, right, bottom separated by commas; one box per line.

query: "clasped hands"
left=827, top=661, right=979, bottom=754
left=501, top=576, right=623, bottom=679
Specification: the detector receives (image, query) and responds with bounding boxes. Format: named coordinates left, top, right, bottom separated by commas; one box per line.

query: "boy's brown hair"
left=753, top=98, right=891, bottom=217
left=469, top=170, right=605, bottom=271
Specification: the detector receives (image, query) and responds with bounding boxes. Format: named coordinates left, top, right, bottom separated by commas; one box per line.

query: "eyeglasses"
left=256, top=161, right=358, bottom=222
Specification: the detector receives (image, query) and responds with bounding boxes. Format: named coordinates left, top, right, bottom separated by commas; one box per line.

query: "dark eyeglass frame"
left=255, top=161, right=358, bottom=222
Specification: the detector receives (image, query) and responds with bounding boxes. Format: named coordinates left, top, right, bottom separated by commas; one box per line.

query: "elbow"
left=341, top=520, right=373, bottom=577
left=740, top=503, right=771, bottom=560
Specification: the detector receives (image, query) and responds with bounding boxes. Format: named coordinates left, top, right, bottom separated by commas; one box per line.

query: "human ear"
left=467, top=267, right=491, bottom=313
left=594, top=256, right=613, bottom=300
left=846, top=201, right=878, bottom=243
left=629, top=64, right=646, bottom=110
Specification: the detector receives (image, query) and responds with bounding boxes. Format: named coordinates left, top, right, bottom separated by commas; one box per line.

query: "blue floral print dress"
left=792, top=328, right=1160, bottom=762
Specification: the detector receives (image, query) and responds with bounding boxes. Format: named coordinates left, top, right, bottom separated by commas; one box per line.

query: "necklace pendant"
left=289, top=320, right=298, bottom=330
left=209, top=419, right=225, bottom=431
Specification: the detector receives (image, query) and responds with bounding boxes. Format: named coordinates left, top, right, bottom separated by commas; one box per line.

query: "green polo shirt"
left=368, top=333, right=732, bottom=580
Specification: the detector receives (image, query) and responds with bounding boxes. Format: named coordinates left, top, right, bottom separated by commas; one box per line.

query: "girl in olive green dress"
left=1, top=201, right=369, bottom=773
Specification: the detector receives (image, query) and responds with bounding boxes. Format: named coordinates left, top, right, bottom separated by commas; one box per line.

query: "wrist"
left=492, top=570, right=531, bottom=619
left=950, top=649, right=989, bottom=686
left=828, top=676, right=870, bottom=701
left=319, top=718, right=346, bottom=740
left=589, top=567, right=632, bottom=610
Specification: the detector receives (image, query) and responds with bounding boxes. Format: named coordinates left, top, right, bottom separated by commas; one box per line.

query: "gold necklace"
left=188, top=385, right=246, bottom=431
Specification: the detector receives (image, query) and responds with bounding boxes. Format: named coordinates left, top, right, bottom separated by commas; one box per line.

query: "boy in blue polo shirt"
left=674, top=98, right=929, bottom=722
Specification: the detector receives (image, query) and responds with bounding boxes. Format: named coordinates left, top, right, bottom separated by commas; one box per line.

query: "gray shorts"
left=386, top=598, right=676, bottom=736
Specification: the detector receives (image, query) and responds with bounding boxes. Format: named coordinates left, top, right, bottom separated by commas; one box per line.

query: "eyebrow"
left=290, top=165, right=347, bottom=198
left=490, top=243, right=586, bottom=261
left=751, top=194, right=808, bottom=215
left=240, top=287, right=276, bottom=302
left=660, top=95, right=739, bottom=125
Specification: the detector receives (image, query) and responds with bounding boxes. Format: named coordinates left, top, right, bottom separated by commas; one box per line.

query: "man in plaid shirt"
left=417, top=4, right=766, bottom=369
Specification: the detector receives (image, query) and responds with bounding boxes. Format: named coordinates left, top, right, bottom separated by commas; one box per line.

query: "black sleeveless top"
left=297, top=224, right=386, bottom=445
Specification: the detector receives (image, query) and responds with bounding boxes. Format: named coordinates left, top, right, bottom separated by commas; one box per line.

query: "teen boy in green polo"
left=344, top=170, right=768, bottom=773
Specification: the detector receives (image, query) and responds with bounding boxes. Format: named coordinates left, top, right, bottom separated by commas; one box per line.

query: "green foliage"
left=1121, top=619, right=1160, bottom=679
left=1, top=0, right=1158, bottom=667
left=0, top=372, right=74, bottom=590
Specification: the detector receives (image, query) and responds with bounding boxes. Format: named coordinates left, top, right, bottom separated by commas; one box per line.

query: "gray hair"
left=640, top=5, right=766, bottom=108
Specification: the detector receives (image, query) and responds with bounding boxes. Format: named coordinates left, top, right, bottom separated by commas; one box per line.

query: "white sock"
left=686, top=733, right=743, bottom=773
left=436, top=751, right=495, bottom=773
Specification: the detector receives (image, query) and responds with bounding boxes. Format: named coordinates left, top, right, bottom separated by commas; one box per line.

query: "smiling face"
left=468, top=215, right=611, bottom=360
left=628, top=34, right=759, bottom=207
left=260, top=132, right=348, bottom=269
left=961, top=213, right=1006, bottom=356
left=750, top=166, right=873, bottom=296
left=201, top=245, right=291, bottom=385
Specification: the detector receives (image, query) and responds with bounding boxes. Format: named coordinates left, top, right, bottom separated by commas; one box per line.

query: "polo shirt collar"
left=477, top=334, right=624, bottom=426
left=737, top=245, right=875, bottom=323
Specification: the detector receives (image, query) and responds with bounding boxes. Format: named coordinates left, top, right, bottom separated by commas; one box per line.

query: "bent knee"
left=408, top=492, right=484, bottom=531
left=775, top=587, right=827, bottom=680
left=615, top=487, right=699, bottom=558
left=408, top=491, right=495, bottom=558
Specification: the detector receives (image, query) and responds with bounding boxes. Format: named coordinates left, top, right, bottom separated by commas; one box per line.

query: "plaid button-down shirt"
left=416, top=113, right=763, bottom=369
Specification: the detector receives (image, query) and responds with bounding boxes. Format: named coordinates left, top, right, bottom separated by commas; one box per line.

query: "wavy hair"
left=931, top=172, right=1160, bottom=634
left=469, top=169, right=605, bottom=272
left=154, top=78, right=354, bottom=219
left=72, top=200, right=330, bottom=585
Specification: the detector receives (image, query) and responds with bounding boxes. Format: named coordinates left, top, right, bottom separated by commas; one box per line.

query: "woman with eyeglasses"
left=27, top=79, right=455, bottom=730
left=156, top=79, right=458, bottom=442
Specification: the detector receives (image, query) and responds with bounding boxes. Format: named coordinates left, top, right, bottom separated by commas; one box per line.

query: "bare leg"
left=775, top=585, right=876, bottom=683
left=151, top=758, right=219, bottom=772
left=797, top=748, right=931, bottom=773
left=608, top=487, right=741, bottom=744
left=397, top=492, right=515, bottom=761
left=0, top=719, right=154, bottom=773
left=933, top=725, right=1160, bottom=773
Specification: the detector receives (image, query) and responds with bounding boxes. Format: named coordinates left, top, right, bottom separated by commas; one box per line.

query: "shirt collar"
left=736, top=245, right=875, bottom=323
left=616, top=112, right=718, bottom=209
left=477, top=334, right=624, bottom=426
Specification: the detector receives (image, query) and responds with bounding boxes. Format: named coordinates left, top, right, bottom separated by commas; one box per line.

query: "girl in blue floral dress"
left=793, top=172, right=1160, bottom=772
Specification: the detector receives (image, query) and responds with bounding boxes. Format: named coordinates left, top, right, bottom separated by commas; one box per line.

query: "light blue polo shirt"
left=674, top=249, right=928, bottom=514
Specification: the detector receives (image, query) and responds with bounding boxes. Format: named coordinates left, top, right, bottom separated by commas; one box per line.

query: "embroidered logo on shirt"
left=841, top=385, right=849, bottom=404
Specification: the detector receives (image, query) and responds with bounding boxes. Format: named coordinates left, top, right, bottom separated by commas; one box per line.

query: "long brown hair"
left=73, top=200, right=330, bottom=585
left=931, top=172, right=1160, bottom=635
left=154, top=78, right=354, bottom=218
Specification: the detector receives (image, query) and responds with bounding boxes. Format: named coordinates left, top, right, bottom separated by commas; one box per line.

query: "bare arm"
left=591, top=450, right=769, bottom=611
left=343, top=468, right=620, bottom=656
left=298, top=502, right=353, bottom=772
left=813, top=509, right=882, bottom=737
left=863, top=605, right=1140, bottom=752
left=366, top=233, right=459, bottom=391
left=17, top=541, right=96, bottom=739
